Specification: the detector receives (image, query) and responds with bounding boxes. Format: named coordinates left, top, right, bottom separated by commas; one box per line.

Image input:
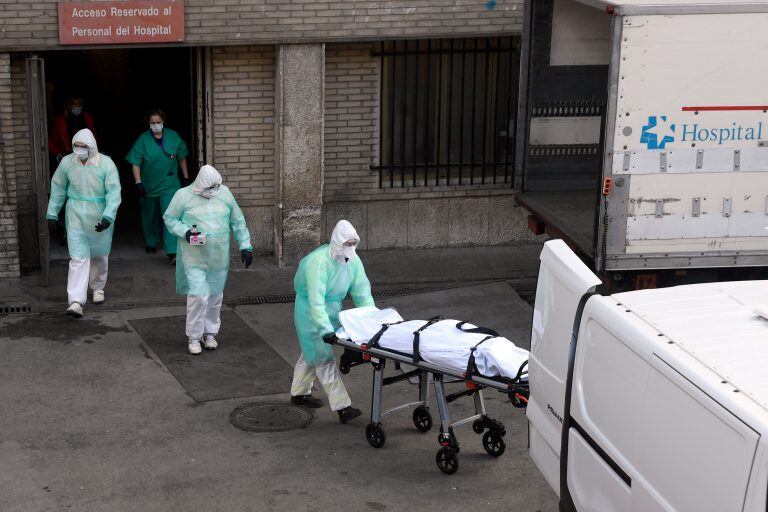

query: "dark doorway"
left=44, top=47, right=197, bottom=261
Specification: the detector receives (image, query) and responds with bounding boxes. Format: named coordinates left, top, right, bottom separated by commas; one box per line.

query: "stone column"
left=274, top=44, right=325, bottom=267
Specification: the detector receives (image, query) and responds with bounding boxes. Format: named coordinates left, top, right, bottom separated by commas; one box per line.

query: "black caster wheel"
left=472, top=420, right=484, bottom=434
left=482, top=430, right=506, bottom=457
left=339, top=364, right=350, bottom=375
left=413, top=407, right=433, bottom=433
left=366, top=422, right=386, bottom=448
left=436, top=446, right=459, bottom=474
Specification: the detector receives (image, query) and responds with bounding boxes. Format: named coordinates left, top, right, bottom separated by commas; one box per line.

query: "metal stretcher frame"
left=330, top=336, right=529, bottom=474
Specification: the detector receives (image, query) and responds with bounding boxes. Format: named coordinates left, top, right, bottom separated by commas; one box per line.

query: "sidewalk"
left=1, top=243, right=544, bottom=312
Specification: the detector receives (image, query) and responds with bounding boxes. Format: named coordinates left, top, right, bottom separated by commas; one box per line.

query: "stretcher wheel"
left=472, top=420, right=484, bottom=434
left=436, top=447, right=459, bottom=474
left=366, top=422, right=386, bottom=448
left=482, top=430, right=506, bottom=457
left=412, top=407, right=432, bottom=432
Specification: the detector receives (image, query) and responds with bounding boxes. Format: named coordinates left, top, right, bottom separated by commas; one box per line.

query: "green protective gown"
left=46, top=153, right=122, bottom=260
left=162, top=185, right=252, bottom=297
left=125, top=128, right=188, bottom=253
left=293, top=245, right=375, bottom=366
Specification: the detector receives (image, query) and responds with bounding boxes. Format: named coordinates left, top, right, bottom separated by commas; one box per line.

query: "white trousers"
left=67, top=256, right=108, bottom=305
left=290, top=354, right=352, bottom=411
left=186, top=294, right=224, bottom=340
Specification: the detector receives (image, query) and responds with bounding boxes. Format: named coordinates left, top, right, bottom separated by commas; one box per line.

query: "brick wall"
left=0, top=1, right=524, bottom=50
left=0, top=54, right=21, bottom=278
left=322, top=41, right=535, bottom=249
left=211, top=45, right=275, bottom=254
left=9, top=56, right=37, bottom=269
left=324, top=43, right=379, bottom=202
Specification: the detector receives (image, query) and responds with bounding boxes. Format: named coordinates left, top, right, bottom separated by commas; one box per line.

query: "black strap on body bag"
left=465, top=335, right=498, bottom=379
left=412, top=316, right=442, bottom=365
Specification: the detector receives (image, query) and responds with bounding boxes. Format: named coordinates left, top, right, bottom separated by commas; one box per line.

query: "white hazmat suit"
left=46, top=129, right=121, bottom=314
left=163, top=165, right=252, bottom=353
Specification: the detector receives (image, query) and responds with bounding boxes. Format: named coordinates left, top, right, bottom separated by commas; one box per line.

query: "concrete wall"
left=324, top=195, right=538, bottom=250
left=211, top=45, right=275, bottom=255
left=0, top=1, right=524, bottom=50
left=0, top=54, right=21, bottom=278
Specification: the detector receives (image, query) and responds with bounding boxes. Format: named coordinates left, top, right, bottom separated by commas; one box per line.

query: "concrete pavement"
left=0, top=244, right=558, bottom=512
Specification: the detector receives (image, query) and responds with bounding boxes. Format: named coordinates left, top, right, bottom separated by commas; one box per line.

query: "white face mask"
left=71, top=106, right=82, bottom=116
left=150, top=122, right=163, bottom=134
left=199, top=184, right=221, bottom=199
left=341, top=246, right=357, bottom=261
left=73, top=147, right=89, bottom=161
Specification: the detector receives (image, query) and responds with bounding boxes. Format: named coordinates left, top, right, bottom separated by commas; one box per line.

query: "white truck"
left=515, top=0, right=768, bottom=288
left=527, top=239, right=768, bottom=511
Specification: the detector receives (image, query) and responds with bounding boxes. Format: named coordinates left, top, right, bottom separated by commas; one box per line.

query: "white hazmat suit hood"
left=192, top=164, right=223, bottom=198
left=72, top=128, right=98, bottom=161
left=329, top=220, right=360, bottom=264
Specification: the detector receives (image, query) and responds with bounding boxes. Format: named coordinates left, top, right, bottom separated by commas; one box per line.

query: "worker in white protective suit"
left=290, top=220, right=375, bottom=424
left=163, top=164, right=253, bottom=355
left=46, top=128, right=121, bottom=318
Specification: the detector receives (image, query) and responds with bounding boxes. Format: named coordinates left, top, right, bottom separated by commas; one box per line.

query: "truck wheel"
left=436, top=447, right=459, bottom=474
left=365, top=422, right=386, bottom=448
left=482, top=430, right=506, bottom=457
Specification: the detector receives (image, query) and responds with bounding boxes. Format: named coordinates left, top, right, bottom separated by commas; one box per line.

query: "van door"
left=631, top=356, right=759, bottom=511
left=26, top=56, right=51, bottom=286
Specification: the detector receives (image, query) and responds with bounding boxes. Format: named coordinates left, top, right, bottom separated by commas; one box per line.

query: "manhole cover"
left=230, top=403, right=313, bottom=432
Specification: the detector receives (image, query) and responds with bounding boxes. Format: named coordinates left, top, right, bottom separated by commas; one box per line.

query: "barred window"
left=377, top=38, right=520, bottom=188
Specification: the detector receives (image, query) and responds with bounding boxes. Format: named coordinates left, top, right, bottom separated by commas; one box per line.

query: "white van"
left=527, top=239, right=768, bottom=511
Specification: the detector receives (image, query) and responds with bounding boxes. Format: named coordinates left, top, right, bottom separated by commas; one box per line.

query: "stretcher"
left=325, top=312, right=529, bottom=475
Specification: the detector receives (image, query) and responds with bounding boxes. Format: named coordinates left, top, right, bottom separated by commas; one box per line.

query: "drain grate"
left=238, top=294, right=296, bottom=305
left=372, top=288, right=417, bottom=299
left=236, top=288, right=419, bottom=306
left=230, top=402, right=313, bottom=432
left=0, top=304, right=32, bottom=314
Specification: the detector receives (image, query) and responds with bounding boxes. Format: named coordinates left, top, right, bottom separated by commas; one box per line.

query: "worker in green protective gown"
left=126, top=109, right=190, bottom=265
left=46, top=128, right=121, bottom=318
left=289, top=220, right=375, bottom=424
left=163, top=164, right=253, bottom=355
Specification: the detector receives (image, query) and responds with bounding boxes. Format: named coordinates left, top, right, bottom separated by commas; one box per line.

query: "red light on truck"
left=602, top=177, right=612, bottom=196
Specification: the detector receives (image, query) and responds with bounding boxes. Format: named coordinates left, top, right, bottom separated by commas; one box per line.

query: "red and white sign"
left=58, top=1, right=184, bottom=45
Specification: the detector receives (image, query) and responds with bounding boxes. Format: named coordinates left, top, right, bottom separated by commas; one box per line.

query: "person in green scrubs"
left=126, top=109, right=190, bottom=265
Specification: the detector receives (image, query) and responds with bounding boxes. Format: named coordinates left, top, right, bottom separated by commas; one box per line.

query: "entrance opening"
left=44, top=47, right=197, bottom=261
left=516, top=0, right=611, bottom=259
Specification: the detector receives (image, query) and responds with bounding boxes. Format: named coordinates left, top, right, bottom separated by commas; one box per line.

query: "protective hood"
left=72, top=128, right=98, bottom=158
left=192, top=164, right=223, bottom=197
left=329, top=220, right=360, bottom=263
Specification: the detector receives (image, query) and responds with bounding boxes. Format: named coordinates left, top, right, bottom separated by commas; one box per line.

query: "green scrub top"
left=125, top=128, right=188, bottom=197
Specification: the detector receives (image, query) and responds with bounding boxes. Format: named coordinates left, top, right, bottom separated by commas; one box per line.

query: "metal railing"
left=374, top=37, right=520, bottom=188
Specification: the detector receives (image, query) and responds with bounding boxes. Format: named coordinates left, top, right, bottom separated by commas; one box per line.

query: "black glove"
left=135, top=182, right=146, bottom=197
left=185, top=229, right=195, bottom=243
left=322, top=332, right=337, bottom=345
left=240, top=249, right=253, bottom=269
left=47, top=219, right=58, bottom=237
left=94, top=218, right=111, bottom=232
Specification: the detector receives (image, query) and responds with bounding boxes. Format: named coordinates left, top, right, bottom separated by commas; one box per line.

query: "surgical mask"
left=71, top=106, right=82, bottom=116
left=150, top=122, right=163, bottom=134
left=199, top=184, right=221, bottom=199
left=73, top=147, right=89, bottom=161
left=342, top=246, right=356, bottom=261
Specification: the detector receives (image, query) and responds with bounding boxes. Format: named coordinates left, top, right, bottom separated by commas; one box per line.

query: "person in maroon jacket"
left=49, top=97, right=97, bottom=165
left=47, top=97, right=97, bottom=245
